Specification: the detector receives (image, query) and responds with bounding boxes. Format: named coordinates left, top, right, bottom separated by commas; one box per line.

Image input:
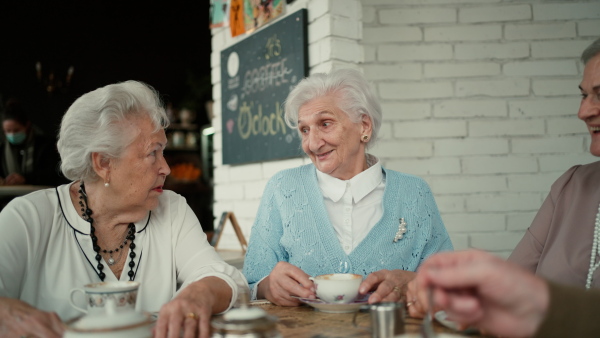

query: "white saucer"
left=293, top=294, right=370, bottom=313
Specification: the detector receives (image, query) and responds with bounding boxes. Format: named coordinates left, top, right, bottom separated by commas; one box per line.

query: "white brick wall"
left=209, top=0, right=600, bottom=259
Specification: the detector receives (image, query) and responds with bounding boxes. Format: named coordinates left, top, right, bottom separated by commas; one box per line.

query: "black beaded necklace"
left=78, top=181, right=137, bottom=281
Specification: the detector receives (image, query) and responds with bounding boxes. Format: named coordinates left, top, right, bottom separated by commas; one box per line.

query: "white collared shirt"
left=316, top=154, right=385, bottom=254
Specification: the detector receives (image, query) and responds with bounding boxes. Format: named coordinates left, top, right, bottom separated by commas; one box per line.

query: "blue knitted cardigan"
left=242, top=164, right=453, bottom=294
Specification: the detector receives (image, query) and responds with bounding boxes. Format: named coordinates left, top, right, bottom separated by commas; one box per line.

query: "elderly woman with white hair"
left=0, top=80, right=247, bottom=338
left=242, top=68, right=453, bottom=306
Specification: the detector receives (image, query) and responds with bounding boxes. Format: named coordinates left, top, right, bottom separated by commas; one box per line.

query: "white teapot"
left=63, top=298, right=154, bottom=338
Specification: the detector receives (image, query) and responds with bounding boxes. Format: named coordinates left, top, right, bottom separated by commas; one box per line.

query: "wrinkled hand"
left=4, top=173, right=25, bottom=185
left=154, top=277, right=230, bottom=338
left=257, top=262, right=315, bottom=306
left=406, top=277, right=428, bottom=318
left=359, top=269, right=415, bottom=304
left=0, top=297, right=64, bottom=337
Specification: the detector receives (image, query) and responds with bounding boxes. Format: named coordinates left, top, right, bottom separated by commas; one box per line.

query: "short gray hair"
left=57, top=80, right=169, bottom=182
left=582, top=37, right=600, bottom=64
left=283, top=68, right=382, bottom=148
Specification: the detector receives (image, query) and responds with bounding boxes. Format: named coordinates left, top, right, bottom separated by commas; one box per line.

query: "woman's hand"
left=257, top=262, right=315, bottom=306
left=153, top=277, right=232, bottom=338
left=405, top=277, right=427, bottom=318
left=0, top=297, right=64, bottom=337
left=4, top=173, right=25, bottom=185
left=359, top=269, right=415, bottom=304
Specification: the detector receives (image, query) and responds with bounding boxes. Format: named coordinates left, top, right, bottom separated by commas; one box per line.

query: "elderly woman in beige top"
left=508, top=37, right=600, bottom=290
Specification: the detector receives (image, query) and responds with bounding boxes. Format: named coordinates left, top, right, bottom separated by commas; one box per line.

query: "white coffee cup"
left=309, top=273, right=363, bottom=304
left=69, top=281, right=140, bottom=315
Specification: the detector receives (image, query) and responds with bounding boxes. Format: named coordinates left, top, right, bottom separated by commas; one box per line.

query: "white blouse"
left=316, top=154, right=385, bottom=255
left=0, top=183, right=247, bottom=321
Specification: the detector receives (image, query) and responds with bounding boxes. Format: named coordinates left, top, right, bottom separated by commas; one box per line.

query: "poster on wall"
left=210, top=0, right=229, bottom=28
left=243, top=0, right=285, bottom=33
left=220, top=8, right=307, bottom=165
left=229, top=0, right=245, bottom=37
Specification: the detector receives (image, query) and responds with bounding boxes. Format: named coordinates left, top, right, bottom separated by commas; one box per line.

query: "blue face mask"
left=6, top=132, right=27, bottom=145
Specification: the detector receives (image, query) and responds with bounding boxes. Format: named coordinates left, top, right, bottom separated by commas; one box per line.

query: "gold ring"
left=392, top=286, right=401, bottom=295
left=186, top=312, right=198, bottom=320
left=406, top=301, right=414, bottom=307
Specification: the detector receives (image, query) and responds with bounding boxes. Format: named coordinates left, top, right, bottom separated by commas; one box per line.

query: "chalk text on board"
left=238, top=101, right=287, bottom=139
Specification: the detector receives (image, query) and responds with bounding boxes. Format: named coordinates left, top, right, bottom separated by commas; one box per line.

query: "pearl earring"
left=104, top=182, right=109, bottom=188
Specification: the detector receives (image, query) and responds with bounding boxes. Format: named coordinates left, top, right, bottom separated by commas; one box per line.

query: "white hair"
left=57, top=80, right=169, bottom=182
left=283, top=68, right=382, bottom=148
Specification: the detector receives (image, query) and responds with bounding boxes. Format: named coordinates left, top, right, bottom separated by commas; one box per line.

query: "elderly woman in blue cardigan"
left=242, top=68, right=453, bottom=306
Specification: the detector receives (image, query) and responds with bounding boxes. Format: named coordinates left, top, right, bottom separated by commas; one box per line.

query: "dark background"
left=0, top=1, right=213, bottom=136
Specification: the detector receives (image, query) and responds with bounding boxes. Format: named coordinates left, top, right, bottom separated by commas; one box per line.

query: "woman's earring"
left=104, top=181, right=109, bottom=188
left=362, top=135, right=369, bottom=142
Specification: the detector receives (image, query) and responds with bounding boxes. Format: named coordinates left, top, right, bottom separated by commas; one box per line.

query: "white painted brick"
left=262, top=157, right=306, bottom=177
left=579, top=20, right=600, bottom=37
left=363, top=45, right=376, bottom=62
left=213, top=165, right=231, bottom=184
left=434, top=100, right=507, bottom=118
left=425, top=25, right=501, bottom=42
left=211, top=52, right=221, bottom=68
left=427, top=175, right=507, bottom=194
left=533, top=3, right=600, bottom=21
left=232, top=200, right=261, bottom=218
left=362, top=5, right=376, bottom=24
left=425, top=62, right=500, bottom=78
left=367, top=0, right=499, bottom=3
left=467, top=193, right=541, bottom=212
left=462, top=156, right=538, bottom=174
left=214, top=151, right=223, bottom=166
left=386, top=158, right=462, bottom=176
left=470, top=232, right=525, bottom=251
left=244, top=180, right=269, bottom=199
left=377, top=122, right=392, bottom=139
left=507, top=212, right=537, bottom=231
left=393, top=120, right=467, bottom=138
left=507, top=172, right=564, bottom=192
left=470, top=119, right=544, bottom=137
left=434, top=196, right=465, bottom=213
left=364, top=64, right=422, bottom=81
left=371, top=140, right=433, bottom=158
left=211, top=66, right=221, bottom=85
left=455, top=42, right=529, bottom=60
left=380, top=102, right=431, bottom=120
left=443, top=213, right=505, bottom=232
left=447, top=233, right=469, bottom=251
left=380, top=7, right=457, bottom=25
left=460, top=4, right=531, bottom=23
left=309, top=39, right=328, bottom=67
left=330, top=0, right=361, bottom=20
left=379, top=44, right=452, bottom=62
left=505, top=22, right=576, bottom=40
left=532, top=78, right=581, bottom=96
left=509, top=97, right=580, bottom=117
left=547, top=118, right=588, bottom=135
left=306, top=0, right=326, bottom=22
left=229, top=163, right=263, bottom=182
left=363, top=27, right=421, bottom=44
left=380, top=82, right=453, bottom=100
left=309, top=15, right=331, bottom=43
left=504, top=60, right=578, bottom=76
left=512, top=137, right=584, bottom=154
left=532, top=40, right=595, bottom=59
left=214, top=183, right=245, bottom=201
left=435, top=138, right=509, bottom=156
left=538, top=154, right=597, bottom=172
left=332, top=16, right=362, bottom=40
left=212, top=83, right=222, bottom=101
left=331, top=38, right=363, bottom=63
left=457, top=79, right=529, bottom=97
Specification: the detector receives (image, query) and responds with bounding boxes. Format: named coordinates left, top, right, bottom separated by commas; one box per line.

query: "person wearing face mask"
left=0, top=98, right=64, bottom=187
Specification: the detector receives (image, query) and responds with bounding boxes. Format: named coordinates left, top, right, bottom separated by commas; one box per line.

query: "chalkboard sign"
left=220, top=8, right=307, bottom=165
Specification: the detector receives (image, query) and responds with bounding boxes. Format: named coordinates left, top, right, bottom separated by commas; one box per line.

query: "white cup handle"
left=69, top=288, right=88, bottom=314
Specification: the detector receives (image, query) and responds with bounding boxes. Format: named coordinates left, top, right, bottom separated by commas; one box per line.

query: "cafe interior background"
left=1, top=0, right=599, bottom=261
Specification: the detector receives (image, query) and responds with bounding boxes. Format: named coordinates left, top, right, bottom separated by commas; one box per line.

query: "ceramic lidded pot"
left=211, top=306, right=281, bottom=338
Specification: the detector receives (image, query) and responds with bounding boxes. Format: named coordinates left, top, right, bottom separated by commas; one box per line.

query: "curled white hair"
left=57, top=80, right=169, bottom=182
left=283, top=68, right=382, bottom=148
